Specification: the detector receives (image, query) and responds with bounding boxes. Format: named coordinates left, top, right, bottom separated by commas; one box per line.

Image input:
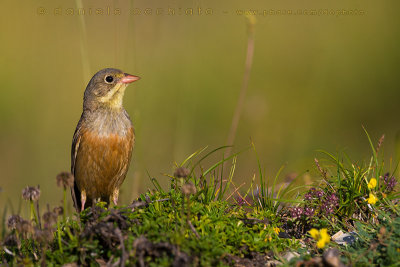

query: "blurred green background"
left=1, top=0, right=400, bottom=215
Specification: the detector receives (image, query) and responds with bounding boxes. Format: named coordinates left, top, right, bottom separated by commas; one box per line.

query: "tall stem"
left=63, top=189, right=67, bottom=222
left=226, top=15, right=256, bottom=154
left=57, top=220, right=63, bottom=253
left=30, top=201, right=38, bottom=226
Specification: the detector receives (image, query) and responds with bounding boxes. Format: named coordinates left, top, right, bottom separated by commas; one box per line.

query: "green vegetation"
left=1, top=135, right=400, bottom=266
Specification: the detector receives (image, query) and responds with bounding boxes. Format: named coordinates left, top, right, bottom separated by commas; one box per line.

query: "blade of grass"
left=146, top=170, right=164, bottom=193
left=190, top=146, right=232, bottom=174
left=180, top=146, right=208, bottom=167
left=362, top=126, right=379, bottom=174
left=220, top=156, right=237, bottom=200
left=252, top=141, right=266, bottom=208
left=271, top=164, right=285, bottom=203
left=1, top=205, right=8, bottom=239
left=202, top=147, right=249, bottom=177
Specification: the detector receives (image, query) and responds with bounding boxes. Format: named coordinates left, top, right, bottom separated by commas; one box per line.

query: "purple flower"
left=320, top=199, right=336, bottom=215
left=323, top=205, right=334, bottom=214
left=290, top=207, right=304, bottom=218
left=304, top=193, right=313, bottom=201
left=383, top=173, right=397, bottom=193
left=327, top=193, right=339, bottom=206
left=315, top=190, right=324, bottom=198
left=235, top=196, right=246, bottom=206
left=304, top=188, right=320, bottom=200
left=304, top=207, right=315, bottom=217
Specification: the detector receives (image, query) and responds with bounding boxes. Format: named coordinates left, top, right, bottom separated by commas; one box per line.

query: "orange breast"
left=74, top=127, right=134, bottom=202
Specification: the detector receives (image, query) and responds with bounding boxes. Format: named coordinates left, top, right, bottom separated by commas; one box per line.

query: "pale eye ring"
left=105, top=75, right=114, bottom=83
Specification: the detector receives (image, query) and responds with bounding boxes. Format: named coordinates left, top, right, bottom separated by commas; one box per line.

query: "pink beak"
left=120, top=73, right=140, bottom=84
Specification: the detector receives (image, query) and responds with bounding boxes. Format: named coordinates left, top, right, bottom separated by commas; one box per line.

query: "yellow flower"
left=273, top=227, right=281, bottom=234
left=264, top=236, right=272, bottom=242
left=309, top=228, right=319, bottom=239
left=366, top=193, right=378, bottom=204
left=368, top=178, right=377, bottom=189
left=309, top=228, right=330, bottom=249
left=317, top=239, right=327, bottom=249
left=320, top=229, right=330, bottom=242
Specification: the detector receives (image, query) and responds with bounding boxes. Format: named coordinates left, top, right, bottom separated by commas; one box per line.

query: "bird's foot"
left=81, top=190, right=87, bottom=212
left=112, top=189, right=119, bottom=206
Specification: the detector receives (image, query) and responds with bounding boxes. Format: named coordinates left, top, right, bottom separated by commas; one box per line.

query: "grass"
left=1, top=134, right=400, bottom=266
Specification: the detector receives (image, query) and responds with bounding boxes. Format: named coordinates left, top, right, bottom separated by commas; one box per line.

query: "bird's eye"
left=105, top=75, right=114, bottom=83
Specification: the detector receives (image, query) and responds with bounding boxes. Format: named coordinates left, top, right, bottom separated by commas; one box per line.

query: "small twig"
left=3, top=246, right=14, bottom=256
left=186, top=219, right=200, bottom=238
left=106, top=256, right=115, bottom=267
left=154, top=198, right=170, bottom=202
left=115, top=228, right=127, bottom=267
left=225, top=182, right=246, bottom=201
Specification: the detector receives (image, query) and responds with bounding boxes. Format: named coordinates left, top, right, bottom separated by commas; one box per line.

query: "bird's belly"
left=75, top=129, right=134, bottom=201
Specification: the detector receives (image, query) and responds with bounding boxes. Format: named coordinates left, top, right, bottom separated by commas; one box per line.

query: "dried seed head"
left=376, top=134, right=385, bottom=153
left=174, top=167, right=190, bottom=178
left=314, top=158, right=327, bottom=178
left=22, top=186, right=41, bottom=201
left=43, top=211, right=58, bottom=226
left=16, top=220, right=34, bottom=235
left=34, top=228, right=54, bottom=244
left=7, top=215, right=23, bottom=230
left=56, top=172, right=74, bottom=189
left=3, top=233, right=19, bottom=247
left=53, top=206, right=64, bottom=216
left=181, top=182, right=196, bottom=196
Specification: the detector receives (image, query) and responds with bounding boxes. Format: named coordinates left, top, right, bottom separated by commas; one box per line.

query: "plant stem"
left=57, top=220, right=63, bottom=253
left=226, top=15, right=256, bottom=154
left=30, top=201, right=38, bottom=226
left=75, top=0, right=91, bottom=81
left=63, top=189, right=67, bottom=222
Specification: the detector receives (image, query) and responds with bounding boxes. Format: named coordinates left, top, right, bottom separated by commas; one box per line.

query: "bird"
left=71, top=68, right=140, bottom=211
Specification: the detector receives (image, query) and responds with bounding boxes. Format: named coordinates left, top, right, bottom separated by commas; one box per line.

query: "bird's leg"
left=81, top=190, right=87, bottom=212
left=111, top=188, right=119, bottom=206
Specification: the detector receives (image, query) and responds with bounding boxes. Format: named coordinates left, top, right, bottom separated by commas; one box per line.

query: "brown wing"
left=109, top=126, right=135, bottom=192
left=114, top=110, right=135, bottom=190
left=71, top=115, right=84, bottom=211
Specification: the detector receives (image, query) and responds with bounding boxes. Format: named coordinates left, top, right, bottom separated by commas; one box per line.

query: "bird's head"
left=83, top=68, right=140, bottom=111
